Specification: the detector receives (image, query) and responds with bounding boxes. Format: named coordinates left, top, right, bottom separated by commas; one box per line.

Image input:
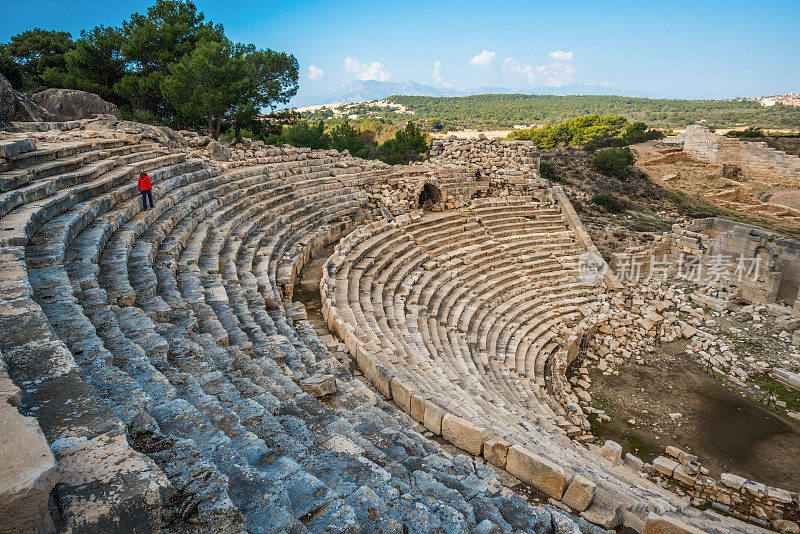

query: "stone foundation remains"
left=670, top=126, right=800, bottom=187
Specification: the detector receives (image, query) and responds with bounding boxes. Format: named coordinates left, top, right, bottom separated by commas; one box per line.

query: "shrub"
left=591, top=193, right=626, bottom=213
left=539, top=161, right=560, bottom=182
left=378, top=122, right=428, bottom=165
left=283, top=120, right=330, bottom=150
left=727, top=127, right=765, bottom=139
left=591, top=147, right=635, bottom=177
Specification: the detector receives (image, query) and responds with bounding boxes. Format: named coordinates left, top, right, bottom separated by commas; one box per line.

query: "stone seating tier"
left=0, top=131, right=766, bottom=534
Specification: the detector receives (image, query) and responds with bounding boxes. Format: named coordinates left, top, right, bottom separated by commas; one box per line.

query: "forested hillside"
left=386, top=94, right=800, bottom=130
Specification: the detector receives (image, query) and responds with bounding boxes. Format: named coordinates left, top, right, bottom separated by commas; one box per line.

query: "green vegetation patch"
left=508, top=115, right=663, bottom=149
left=386, top=94, right=800, bottom=130
left=591, top=193, right=627, bottom=213
left=591, top=147, right=636, bottom=177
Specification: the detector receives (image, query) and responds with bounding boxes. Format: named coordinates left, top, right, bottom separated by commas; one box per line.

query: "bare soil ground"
left=632, top=140, right=800, bottom=235
left=542, top=144, right=800, bottom=254
left=585, top=340, right=800, bottom=490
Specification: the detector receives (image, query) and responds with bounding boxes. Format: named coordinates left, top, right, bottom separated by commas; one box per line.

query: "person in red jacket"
left=138, top=170, right=154, bottom=210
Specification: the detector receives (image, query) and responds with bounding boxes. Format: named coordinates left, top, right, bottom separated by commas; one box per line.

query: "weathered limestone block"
left=601, top=440, right=622, bottom=465
left=720, top=472, right=747, bottom=490
left=422, top=400, right=444, bottom=435
left=642, top=514, right=706, bottom=534
left=1, top=374, right=59, bottom=534
left=482, top=437, right=510, bottom=468
left=300, top=374, right=337, bottom=398
left=671, top=465, right=696, bottom=486
left=410, top=394, right=425, bottom=423
left=578, top=487, right=623, bottom=529
left=390, top=377, right=412, bottom=413
left=561, top=474, right=596, bottom=512
left=50, top=431, right=170, bottom=533
left=624, top=453, right=644, bottom=471
left=441, top=414, right=488, bottom=455
left=653, top=456, right=679, bottom=477
left=505, top=445, right=566, bottom=500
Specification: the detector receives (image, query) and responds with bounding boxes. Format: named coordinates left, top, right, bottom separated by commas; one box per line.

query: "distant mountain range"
left=292, top=80, right=663, bottom=107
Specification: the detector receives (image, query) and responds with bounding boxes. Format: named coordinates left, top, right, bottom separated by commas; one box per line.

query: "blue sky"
left=2, top=0, right=799, bottom=103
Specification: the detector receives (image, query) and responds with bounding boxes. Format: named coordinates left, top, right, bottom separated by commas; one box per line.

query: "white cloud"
left=503, top=50, right=576, bottom=86
left=503, top=57, right=536, bottom=83
left=469, top=50, right=496, bottom=68
left=548, top=50, right=574, bottom=62
left=432, top=60, right=453, bottom=87
left=536, top=61, right=576, bottom=86
left=344, top=56, right=391, bottom=81
left=308, top=65, right=324, bottom=81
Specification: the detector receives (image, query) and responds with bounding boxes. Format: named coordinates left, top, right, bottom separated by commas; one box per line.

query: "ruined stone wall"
left=429, top=137, right=539, bottom=177
left=682, top=126, right=800, bottom=186
left=687, top=218, right=800, bottom=306
left=612, top=218, right=800, bottom=309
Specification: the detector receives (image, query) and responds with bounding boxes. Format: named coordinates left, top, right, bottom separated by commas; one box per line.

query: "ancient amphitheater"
left=1, top=110, right=798, bottom=534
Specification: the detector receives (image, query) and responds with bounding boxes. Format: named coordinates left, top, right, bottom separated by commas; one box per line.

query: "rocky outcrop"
left=78, top=115, right=189, bottom=149
left=1, top=358, right=59, bottom=534
left=32, top=88, right=122, bottom=121
left=0, top=74, right=14, bottom=123
left=207, top=140, right=232, bottom=161
left=0, top=73, right=47, bottom=126
left=12, top=91, right=47, bottom=122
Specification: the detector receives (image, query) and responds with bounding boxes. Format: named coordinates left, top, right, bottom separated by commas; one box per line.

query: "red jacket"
left=138, top=174, right=152, bottom=191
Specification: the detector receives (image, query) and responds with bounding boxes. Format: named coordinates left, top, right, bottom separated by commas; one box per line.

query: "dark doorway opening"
left=418, top=183, right=442, bottom=210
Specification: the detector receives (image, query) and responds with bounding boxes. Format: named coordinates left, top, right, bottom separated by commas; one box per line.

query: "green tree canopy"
left=283, top=120, right=330, bottom=149
left=1, top=1, right=301, bottom=138
left=0, top=47, right=25, bottom=88
left=116, top=0, right=225, bottom=118
left=5, top=28, right=74, bottom=89
left=161, top=39, right=245, bottom=139
left=379, top=122, right=428, bottom=164
left=229, top=45, right=299, bottom=137
left=329, top=120, right=369, bottom=158
left=42, top=26, right=125, bottom=101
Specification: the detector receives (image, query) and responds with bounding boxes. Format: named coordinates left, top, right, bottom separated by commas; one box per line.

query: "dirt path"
left=586, top=341, right=800, bottom=490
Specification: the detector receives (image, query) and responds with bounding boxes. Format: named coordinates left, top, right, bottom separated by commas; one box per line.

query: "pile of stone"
left=430, top=137, right=538, bottom=177
left=650, top=446, right=799, bottom=532
left=558, top=275, right=800, bottom=425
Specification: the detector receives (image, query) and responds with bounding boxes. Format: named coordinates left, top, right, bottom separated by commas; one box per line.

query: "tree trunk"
left=207, top=115, right=215, bottom=140
left=215, top=117, right=222, bottom=141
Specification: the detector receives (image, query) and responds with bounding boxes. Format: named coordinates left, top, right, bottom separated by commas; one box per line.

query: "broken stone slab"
left=0, top=397, right=59, bottom=534
left=300, top=374, right=337, bottom=398
left=671, top=464, right=696, bottom=487
left=482, top=437, right=510, bottom=468
left=623, top=453, right=644, bottom=471
left=677, top=451, right=698, bottom=466
left=601, top=440, right=622, bottom=465
left=665, top=445, right=685, bottom=459
left=422, top=399, right=444, bottom=435
left=441, top=414, right=487, bottom=455
left=578, top=487, right=623, bottom=530
left=561, top=474, right=596, bottom=512
left=720, top=472, right=747, bottom=490
left=642, top=514, right=706, bottom=534
left=505, top=444, right=566, bottom=500
left=653, top=456, right=679, bottom=477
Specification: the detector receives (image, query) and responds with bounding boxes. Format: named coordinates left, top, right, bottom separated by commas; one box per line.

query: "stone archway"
left=416, top=182, right=443, bottom=210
